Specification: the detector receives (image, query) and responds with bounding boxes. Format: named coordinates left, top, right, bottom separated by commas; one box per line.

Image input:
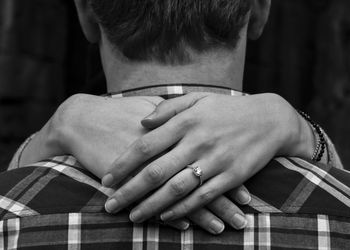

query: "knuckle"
left=138, top=202, right=156, bottom=216
left=219, top=201, right=235, bottom=215
left=166, top=153, right=181, bottom=169
left=196, top=131, right=217, bottom=149
left=199, top=189, right=216, bottom=204
left=178, top=114, right=197, bottom=130
left=115, top=188, right=131, bottom=204
left=170, top=179, right=187, bottom=197
left=191, top=208, right=214, bottom=222
left=135, top=138, right=153, bottom=156
left=112, top=159, right=125, bottom=173
left=179, top=202, right=192, bottom=214
left=158, top=99, right=170, bottom=109
left=145, top=165, right=164, bottom=184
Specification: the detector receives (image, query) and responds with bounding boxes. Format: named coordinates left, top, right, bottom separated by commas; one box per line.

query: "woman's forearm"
left=8, top=93, right=343, bottom=172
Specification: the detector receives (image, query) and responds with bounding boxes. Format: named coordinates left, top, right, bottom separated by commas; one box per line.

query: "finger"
left=127, top=159, right=221, bottom=223
left=127, top=167, right=198, bottom=223
left=102, top=116, right=187, bottom=187
left=229, top=185, right=251, bottom=205
left=187, top=208, right=225, bottom=235
left=160, top=174, right=234, bottom=221
left=207, top=196, right=248, bottom=230
left=141, top=92, right=209, bottom=129
left=165, top=218, right=190, bottom=231
left=104, top=146, right=195, bottom=214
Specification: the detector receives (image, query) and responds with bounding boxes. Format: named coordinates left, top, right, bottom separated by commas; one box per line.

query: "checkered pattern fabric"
left=1, top=84, right=349, bottom=249
left=1, top=156, right=349, bottom=249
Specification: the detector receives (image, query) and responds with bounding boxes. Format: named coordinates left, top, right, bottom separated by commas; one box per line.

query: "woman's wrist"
left=292, top=111, right=316, bottom=159
left=272, top=95, right=315, bottom=159
left=297, top=110, right=327, bottom=162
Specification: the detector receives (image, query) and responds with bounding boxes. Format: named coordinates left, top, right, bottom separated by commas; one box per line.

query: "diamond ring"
left=188, top=165, right=203, bottom=186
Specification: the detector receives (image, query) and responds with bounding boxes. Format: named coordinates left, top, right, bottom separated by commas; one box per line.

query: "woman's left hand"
left=102, top=92, right=314, bottom=222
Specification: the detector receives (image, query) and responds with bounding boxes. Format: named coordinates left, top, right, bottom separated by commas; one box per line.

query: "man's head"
left=74, top=0, right=270, bottom=92
left=88, top=0, right=250, bottom=64
left=75, top=0, right=270, bottom=65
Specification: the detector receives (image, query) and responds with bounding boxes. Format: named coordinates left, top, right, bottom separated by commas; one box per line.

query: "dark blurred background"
left=0, top=0, right=350, bottom=171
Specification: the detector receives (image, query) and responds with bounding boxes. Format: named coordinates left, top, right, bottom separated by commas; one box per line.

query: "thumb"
left=141, top=92, right=209, bottom=129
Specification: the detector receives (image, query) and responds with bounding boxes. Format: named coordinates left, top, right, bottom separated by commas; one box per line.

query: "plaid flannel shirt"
left=1, top=84, right=349, bottom=249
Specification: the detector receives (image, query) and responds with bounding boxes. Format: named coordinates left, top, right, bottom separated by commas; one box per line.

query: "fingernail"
left=172, top=220, right=190, bottom=231
left=179, top=221, right=190, bottom=231
left=102, top=174, right=114, bottom=187
left=142, top=111, right=157, bottom=121
left=209, top=220, right=225, bottom=234
left=232, top=214, right=247, bottom=230
left=105, top=198, right=118, bottom=213
left=160, top=210, right=174, bottom=221
left=130, top=210, right=143, bottom=223
left=236, top=190, right=251, bottom=205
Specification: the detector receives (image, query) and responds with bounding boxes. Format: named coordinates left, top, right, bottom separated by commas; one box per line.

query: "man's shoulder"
left=1, top=156, right=350, bottom=220
left=245, top=157, right=350, bottom=217
left=0, top=156, right=108, bottom=221
left=0, top=156, right=350, bottom=249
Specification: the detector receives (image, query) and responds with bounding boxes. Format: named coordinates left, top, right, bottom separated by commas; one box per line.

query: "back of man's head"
left=89, top=0, right=251, bottom=65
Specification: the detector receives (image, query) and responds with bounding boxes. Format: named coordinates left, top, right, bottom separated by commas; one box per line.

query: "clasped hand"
left=102, top=92, right=303, bottom=232
left=50, top=94, right=252, bottom=234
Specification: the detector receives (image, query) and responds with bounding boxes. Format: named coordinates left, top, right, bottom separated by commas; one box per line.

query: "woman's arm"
left=102, top=92, right=343, bottom=223
left=8, top=94, right=163, bottom=176
left=9, top=93, right=342, bottom=172
left=7, top=92, right=343, bottom=233
left=7, top=93, right=251, bottom=234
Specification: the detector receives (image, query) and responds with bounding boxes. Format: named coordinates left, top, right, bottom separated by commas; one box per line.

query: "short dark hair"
left=89, top=0, right=251, bottom=64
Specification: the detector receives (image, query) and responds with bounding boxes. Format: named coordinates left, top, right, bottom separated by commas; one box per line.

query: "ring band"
left=188, top=165, right=203, bottom=186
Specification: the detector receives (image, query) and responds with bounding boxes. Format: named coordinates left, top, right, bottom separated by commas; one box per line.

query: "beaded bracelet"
left=297, top=110, right=326, bottom=162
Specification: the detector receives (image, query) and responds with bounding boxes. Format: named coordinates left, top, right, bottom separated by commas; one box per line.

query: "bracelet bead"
left=297, top=110, right=326, bottom=162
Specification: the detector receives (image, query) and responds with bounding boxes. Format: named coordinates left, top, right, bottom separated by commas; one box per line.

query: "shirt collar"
left=106, top=84, right=246, bottom=98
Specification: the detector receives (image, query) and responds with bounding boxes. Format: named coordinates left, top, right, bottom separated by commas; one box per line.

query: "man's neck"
left=100, top=34, right=247, bottom=93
